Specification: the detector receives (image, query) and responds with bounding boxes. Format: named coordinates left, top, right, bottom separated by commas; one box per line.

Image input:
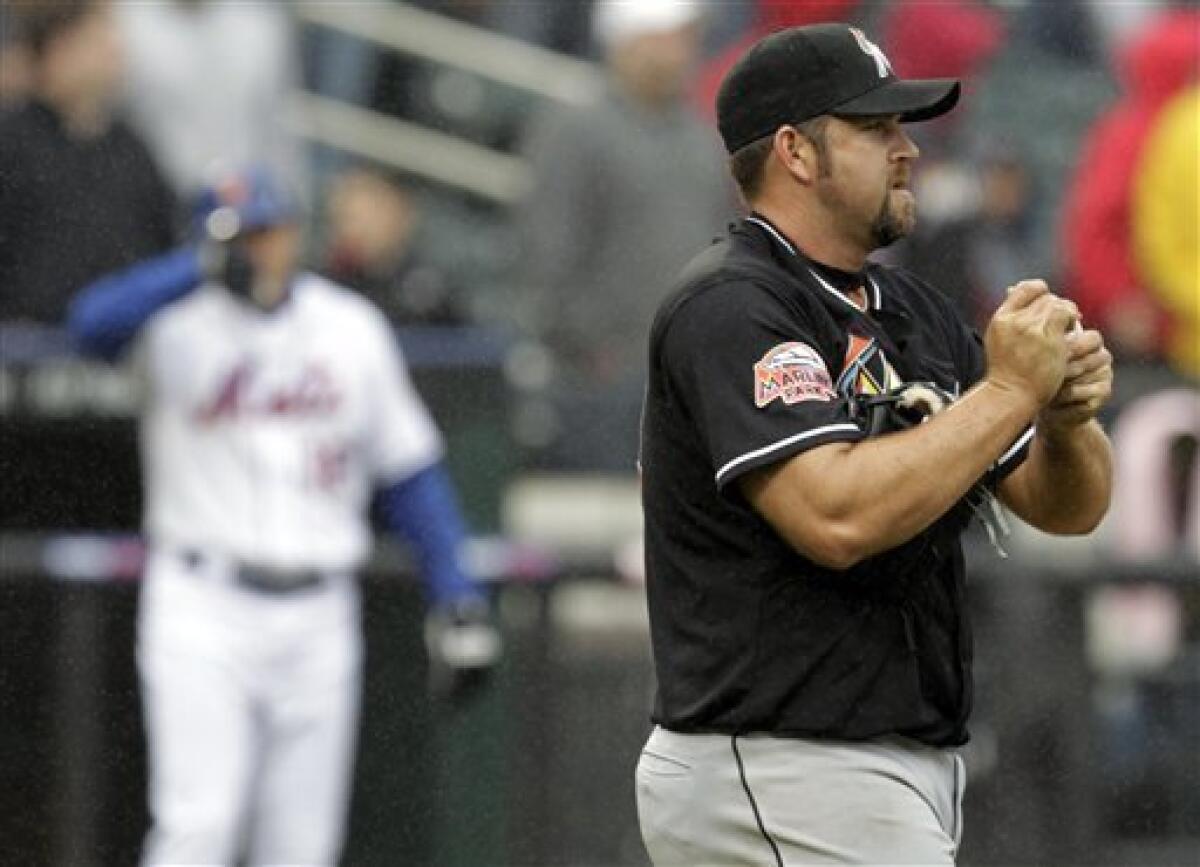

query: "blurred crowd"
left=0, top=0, right=1196, bottom=579
left=0, top=0, right=1195, bottom=480
left=2, top=0, right=1194, bottom=586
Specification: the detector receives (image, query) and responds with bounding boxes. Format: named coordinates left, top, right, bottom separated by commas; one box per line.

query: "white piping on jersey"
left=997, top=425, right=1035, bottom=469
left=715, top=423, right=862, bottom=486
left=807, top=268, right=881, bottom=313
left=745, top=216, right=881, bottom=311
left=746, top=216, right=796, bottom=255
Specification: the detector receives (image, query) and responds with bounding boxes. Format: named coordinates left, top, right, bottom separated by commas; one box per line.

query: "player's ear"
left=773, top=126, right=818, bottom=186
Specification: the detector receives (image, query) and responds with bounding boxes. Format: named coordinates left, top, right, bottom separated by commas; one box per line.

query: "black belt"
left=177, top=549, right=326, bottom=595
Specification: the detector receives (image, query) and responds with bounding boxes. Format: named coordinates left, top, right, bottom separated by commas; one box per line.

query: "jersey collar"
left=744, top=214, right=882, bottom=312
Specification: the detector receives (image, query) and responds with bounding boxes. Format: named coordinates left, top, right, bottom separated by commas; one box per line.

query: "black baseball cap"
left=717, top=24, right=961, bottom=153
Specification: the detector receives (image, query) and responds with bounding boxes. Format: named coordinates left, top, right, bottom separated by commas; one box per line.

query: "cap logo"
left=849, top=27, right=892, bottom=79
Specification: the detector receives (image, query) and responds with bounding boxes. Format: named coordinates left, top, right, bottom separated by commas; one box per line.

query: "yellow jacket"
left=1133, top=85, right=1200, bottom=378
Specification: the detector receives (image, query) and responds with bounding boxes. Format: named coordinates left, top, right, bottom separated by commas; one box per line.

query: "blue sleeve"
left=67, top=246, right=206, bottom=361
left=377, top=461, right=484, bottom=608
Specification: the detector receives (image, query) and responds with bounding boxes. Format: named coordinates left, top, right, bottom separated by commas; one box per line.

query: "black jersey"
left=640, top=216, right=1032, bottom=746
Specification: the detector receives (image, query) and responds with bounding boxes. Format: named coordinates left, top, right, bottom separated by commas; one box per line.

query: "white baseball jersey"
left=134, top=273, right=443, bottom=570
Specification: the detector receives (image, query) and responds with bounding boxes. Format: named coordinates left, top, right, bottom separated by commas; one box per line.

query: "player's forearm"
left=68, top=246, right=204, bottom=360
left=378, top=462, right=482, bottom=607
left=825, top=381, right=1036, bottom=560
left=750, top=380, right=1035, bottom=568
left=1001, top=421, right=1113, bottom=534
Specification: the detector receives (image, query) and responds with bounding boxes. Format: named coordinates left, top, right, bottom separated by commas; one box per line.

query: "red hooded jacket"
left=1060, top=9, right=1200, bottom=337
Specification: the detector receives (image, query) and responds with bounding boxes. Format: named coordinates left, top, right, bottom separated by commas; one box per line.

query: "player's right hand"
left=1040, top=327, right=1114, bottom=432
left=425, top=596, right=502, bottom=705
left=983, top=279, right=1078, bottom=409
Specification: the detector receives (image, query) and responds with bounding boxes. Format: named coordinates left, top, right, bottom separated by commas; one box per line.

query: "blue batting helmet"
left=194, top=165, right=300, bottom=242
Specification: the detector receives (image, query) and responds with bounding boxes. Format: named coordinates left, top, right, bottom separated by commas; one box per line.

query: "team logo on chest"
left=196, top=359, right=343, bottom=423
left=837, top=333, right=901, bottom=397
left=754, top=341, right=836, bottom=407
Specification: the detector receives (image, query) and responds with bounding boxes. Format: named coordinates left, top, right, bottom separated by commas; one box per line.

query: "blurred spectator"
left=1009, top=0, right=1104, bottom=67
left=882, top=0, right=1006, bottom=81
left=879, top=0, right=1006, bottom=152
left=367, top=1, right=535, bottom=154
left=114, top=0, right=306, bottom=199
left=901, top=148, right=1038, bottom=329
left=693, top=0, right=862, bottom=120
left=1089, top=0, right=1170, bottom=59
left=0, top=0, right=176, bottom=324
left=1132, top=85, right=1200, bottom=379
left=322, top=169, right=465, bottom=325
left=0, top=1, right=33, bottom=105
left=517, top=0, right=734, bottom=472
left=1059, top=7, right=1199, bottom=366
left=434, top=0, right=595, bottom=57
left=956, top=4, right=1117, bottom=285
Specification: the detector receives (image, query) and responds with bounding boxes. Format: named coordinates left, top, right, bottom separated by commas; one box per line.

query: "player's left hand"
left=425, top=596, right=502, bottom=705
left=1038, top=327, right=1113, bottom=433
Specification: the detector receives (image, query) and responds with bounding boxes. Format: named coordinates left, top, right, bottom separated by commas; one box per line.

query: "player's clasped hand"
left=984, top=279, right=1079, bottom=409
left=1040, top=327, right=1115, bottom=431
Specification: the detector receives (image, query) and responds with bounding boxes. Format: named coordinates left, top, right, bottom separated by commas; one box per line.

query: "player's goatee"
left=871, top=193, right=915, bottom=248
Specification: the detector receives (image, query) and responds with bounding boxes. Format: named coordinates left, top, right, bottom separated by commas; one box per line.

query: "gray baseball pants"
left=636, top=725, right=965, bottom=866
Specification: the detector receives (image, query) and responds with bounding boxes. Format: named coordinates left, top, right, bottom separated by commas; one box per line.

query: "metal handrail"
left=290, top=2, right=603, bottom=201
left=287, top=91, right=532, bottom=203
left=295, top=1, right=602, bottom=105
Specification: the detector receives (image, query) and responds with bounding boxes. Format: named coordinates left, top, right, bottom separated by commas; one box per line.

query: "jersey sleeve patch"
left=753, top=341, right=836, bottom=408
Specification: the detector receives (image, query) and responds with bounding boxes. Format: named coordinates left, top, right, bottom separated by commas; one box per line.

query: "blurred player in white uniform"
left=68, top=165, right=499, bottom=866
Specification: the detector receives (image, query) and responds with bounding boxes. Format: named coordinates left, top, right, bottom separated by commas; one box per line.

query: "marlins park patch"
left=754, top=342, right=835, bottom=408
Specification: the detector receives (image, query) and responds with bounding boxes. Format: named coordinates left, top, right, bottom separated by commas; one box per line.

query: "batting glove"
left=424, top=596, right=502, bottom=704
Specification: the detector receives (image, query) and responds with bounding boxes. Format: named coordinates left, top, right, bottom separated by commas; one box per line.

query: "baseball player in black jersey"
left=635, top=24, right=1114, bottom=866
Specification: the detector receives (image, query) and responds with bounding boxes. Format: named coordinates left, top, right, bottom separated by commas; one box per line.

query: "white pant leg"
left=245, top=589, right=363, bottom=866
left=139, top=614, right=258, bottom=866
